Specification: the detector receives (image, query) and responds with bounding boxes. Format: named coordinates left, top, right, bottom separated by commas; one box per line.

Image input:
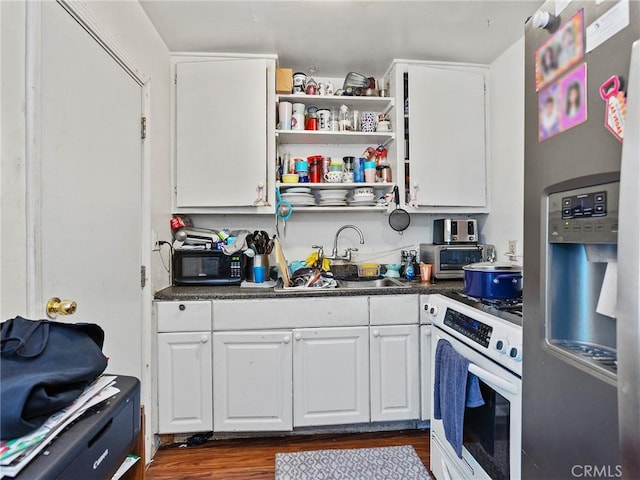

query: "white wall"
left=194, top=212, right=435, bottom=267
left=481, top=37, right=525, bottom=262
left=84, top=1, right=173, bottom=293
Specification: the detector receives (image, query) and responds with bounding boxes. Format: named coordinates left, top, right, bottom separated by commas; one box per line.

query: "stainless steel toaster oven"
left=419, top=243, right=494, bottom=279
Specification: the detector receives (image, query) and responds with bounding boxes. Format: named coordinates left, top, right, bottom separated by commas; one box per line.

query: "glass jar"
left=339, top=105, right=352, bottom=131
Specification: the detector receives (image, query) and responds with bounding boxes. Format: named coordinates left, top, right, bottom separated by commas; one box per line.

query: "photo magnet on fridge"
left=535, top=9, right=585, bottom=91
left=559, top=63, right=588, bottom=132
left=538, top=63, right=588, bottom=142
left=539, top=83, right=561, bottom=141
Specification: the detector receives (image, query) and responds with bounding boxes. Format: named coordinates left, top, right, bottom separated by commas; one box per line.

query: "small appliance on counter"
left=172, top=249, right=244, bottom=285
left=419, top=243, right=494, bottom=279
left=433, top=218, right=478, bottom=244
left=170, top=220, right=245, bottom=285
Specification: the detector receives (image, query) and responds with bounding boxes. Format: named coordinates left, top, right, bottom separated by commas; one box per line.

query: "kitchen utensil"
left=388, top=185, right=410, bottom=234
left=419, top=263, right=433, bottom=283
left=281, top=173, right=299, bottom=183
left=384, top=264, right=401, bottom=278
left=358, top=263, right=380, bottom=277
left=274, top=237, right=291, bottom=287
left=463, top=262, right=523, bottom=300
left=343, top=72, right=373, bottom=90
left=253, top=265, right=266, bottom=284
left=275, top=188, right=292, bottom=237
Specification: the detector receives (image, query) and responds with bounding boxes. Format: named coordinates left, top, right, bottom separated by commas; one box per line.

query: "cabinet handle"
left=178, top=304, right=186, bottom=311
left=294, top=333, right=302, bottom=341
left=283, top=336, right=291, bottom=344
left=200, top=335, right=208, bottom=343
left=372, top=330, right=380, bottom=337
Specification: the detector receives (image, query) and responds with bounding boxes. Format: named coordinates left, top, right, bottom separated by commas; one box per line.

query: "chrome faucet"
left=326, top=225, right=365, bottom=262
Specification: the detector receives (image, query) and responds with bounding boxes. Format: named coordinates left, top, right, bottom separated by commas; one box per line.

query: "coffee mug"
left=376, top=120, right=391, bottom=132
left=360, top=112, right=376, bottom=132
left=324, top=171, right=343, bottom=183
left=279, top=102, right=292, bottom=130
left=342, top=172, right=354, bottom=183
left=292, top=103, right=306, bottom=115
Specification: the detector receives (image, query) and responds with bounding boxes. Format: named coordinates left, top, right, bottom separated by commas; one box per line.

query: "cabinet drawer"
left=156, top=301, right=212, bottom=332
left=213, top=296, right=369, bottom=330
left=369, top=294, right=419, bottom=325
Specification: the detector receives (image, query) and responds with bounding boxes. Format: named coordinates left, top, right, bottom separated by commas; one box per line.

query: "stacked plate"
left=316, top=189, right=349, bottom=206
left=349, top=190, right=377, bottom=206
left=281, top=189, right=316, bottom=206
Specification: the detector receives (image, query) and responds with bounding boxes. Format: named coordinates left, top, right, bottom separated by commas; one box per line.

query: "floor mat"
left=275, top=445, right=431, bottom=480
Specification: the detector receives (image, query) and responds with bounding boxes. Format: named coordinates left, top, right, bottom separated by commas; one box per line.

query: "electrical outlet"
left=152, top=229, right=160, bottom=251
left=508, top=240, right=518, bottom=256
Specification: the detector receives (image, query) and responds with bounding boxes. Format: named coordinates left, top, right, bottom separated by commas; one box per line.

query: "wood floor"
left=145, top=429, right=431, bottom=479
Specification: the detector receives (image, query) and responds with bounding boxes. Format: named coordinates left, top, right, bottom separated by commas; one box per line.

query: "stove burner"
left=455, top=293, right=522, bottom=315
left=444, top=291, right=523, bottom=326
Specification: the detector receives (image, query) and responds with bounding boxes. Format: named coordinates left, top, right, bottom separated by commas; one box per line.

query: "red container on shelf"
left=308, top=155, right=323, bottom=183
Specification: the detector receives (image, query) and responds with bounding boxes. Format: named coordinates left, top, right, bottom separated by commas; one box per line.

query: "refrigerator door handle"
left=616, top=38, right=640, bottom=480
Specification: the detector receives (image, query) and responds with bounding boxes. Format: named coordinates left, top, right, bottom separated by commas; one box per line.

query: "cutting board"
left=274, top=237, right=291, bottom=287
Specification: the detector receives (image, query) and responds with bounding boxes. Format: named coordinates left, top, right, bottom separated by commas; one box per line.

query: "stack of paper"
left=0, top=375, right=120, bottom=478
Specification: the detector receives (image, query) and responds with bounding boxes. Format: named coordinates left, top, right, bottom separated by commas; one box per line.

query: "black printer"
left=15, top=375, right=141, bottom=480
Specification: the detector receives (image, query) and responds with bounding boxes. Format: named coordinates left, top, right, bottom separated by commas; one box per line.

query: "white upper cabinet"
left=408, top=64, right=487, bottom=208
left=174, top=57, right=274, bottom=210
left=389, top=61, right=489, bottom=212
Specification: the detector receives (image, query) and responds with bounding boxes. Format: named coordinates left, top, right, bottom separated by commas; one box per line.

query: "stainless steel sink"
left=273, top=276, right=407, bottom=293
left=336, top=277, right=405, bottom=289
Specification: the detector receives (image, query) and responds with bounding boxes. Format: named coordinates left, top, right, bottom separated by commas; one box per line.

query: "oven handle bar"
left=469, top=363, right=519, bottom=395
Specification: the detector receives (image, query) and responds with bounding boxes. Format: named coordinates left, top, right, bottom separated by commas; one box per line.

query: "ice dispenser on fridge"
left=545, top=181, right=619, bottom=385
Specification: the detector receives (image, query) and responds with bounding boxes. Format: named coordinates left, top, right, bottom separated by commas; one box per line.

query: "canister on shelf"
left=354, top=157, right=365, bottom=183
left=317, top=109, right=331, bottom=130
left=309, top=157, right=323, bottom=183
left=293, top=72, right=307, bottom=94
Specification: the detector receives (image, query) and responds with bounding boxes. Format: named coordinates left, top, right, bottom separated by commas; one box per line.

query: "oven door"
left=430, top=327, right=522, bottom=480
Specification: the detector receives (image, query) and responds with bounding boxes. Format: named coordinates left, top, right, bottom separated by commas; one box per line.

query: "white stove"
left=423, top=293, right=523, bottom=377
left=422, top=293, right=523, bottom=480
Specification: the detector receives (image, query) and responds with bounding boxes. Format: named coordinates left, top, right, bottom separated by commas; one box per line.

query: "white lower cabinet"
left=370, top=324, right=420, bottom=422
left=420, top=325, right=432, bottom=421
left=212, top=331, right=293, bottom=431
left=157, top=331, right=213, bottom=433
left=293, top=326, right=370, bottom=427
left=156, top=295, right=429, bottom=435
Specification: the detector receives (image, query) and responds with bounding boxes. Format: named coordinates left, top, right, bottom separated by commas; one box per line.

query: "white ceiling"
left=140, top=0, right=544, bottom=77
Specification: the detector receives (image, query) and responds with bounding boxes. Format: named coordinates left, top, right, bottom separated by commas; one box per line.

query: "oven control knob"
left=424, top=304, right=439, bottom=316
left=494, top=339, right=508, bottom=353
left=509, top=345, right=523, bottom=362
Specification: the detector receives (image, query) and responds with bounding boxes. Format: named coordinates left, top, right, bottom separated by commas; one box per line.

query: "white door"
left=175, top=59, right=267, bottom=207
left=157, top=332, right=213, bottom=433
left=213, top=331, right=293, bottom=432
left=409, top=65, right=486, bottom=207
left=293, top=327, right=370, bottom=427
left=38, top=2, right=144, bottom=378
left=370, top=324, right=420, bottom=422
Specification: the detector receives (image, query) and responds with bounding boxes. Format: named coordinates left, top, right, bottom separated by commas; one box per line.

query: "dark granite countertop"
left=154, top=279, right=464, bottom=301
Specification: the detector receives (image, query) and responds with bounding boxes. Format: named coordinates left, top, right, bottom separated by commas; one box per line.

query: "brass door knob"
left=46, top=297, right=78, bottom=319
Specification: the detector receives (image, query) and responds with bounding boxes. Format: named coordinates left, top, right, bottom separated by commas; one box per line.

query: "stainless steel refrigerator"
left=523, top=1, right=640, bottom=478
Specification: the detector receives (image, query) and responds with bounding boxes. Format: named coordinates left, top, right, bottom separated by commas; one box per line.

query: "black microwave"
left=172, top=249, right=244, bottom=285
